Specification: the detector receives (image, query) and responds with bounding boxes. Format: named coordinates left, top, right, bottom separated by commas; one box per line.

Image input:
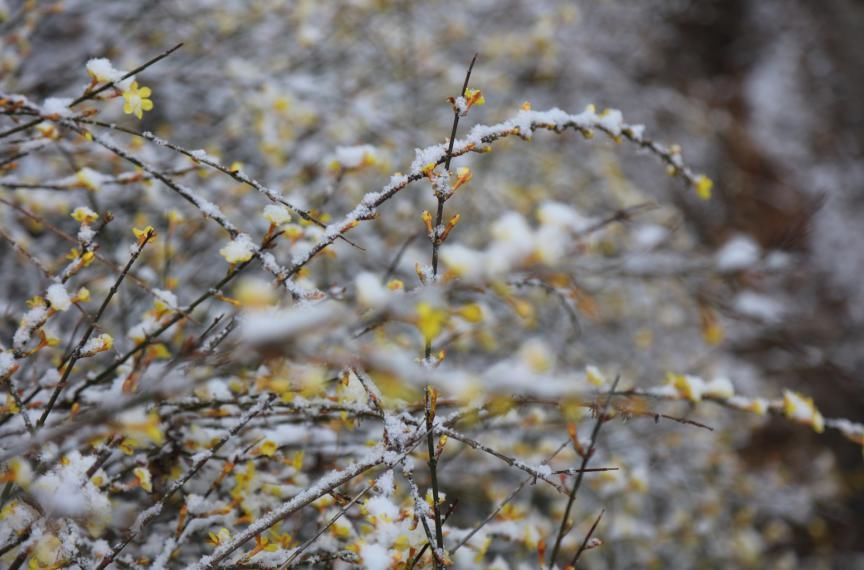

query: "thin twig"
left=425, top=387, right=445, bottom=568
left=36, top=229, right=155, bottom=429
left=278, top=483, right=374, bottom=568
left=0, top=43, right=183, bottom=140
left=548, top=375, right=621, bottom=566
left=571, top=508, right=605, bottom=566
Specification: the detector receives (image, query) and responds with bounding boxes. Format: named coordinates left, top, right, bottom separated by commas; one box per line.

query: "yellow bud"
left=132, top=225, right=155, bottom=245
left=695, top=175, right=713, bottom=200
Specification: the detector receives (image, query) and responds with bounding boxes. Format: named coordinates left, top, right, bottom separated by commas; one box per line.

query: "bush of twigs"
left=1, top=6, right=862, bottom=569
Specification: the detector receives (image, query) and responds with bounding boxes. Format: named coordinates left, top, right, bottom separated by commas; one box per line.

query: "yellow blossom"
left=451, top=167, right=472, bottom=191
left=209, top=527, right=231, bottom=546
left=133, top=467, right=153, bottom=492
left=416, top=302, right=448, bottom=342
left=76, top=167, right=104, bottom=191
left=464, top=88, right=485, bottom=110
left=71, top=206, right=98, bottom=225
left=783, top=390, right=825, bottom=433
left=123, top=81, right=154, bottom=119
left=74, top=287, right=90, bottom=303
left=132, top=225, right=155, bottom=245
left=262, top=204, right=292, bottom=226
left=586, top=365, right=606, bottom=386
left=695, top=175, right=713, bottom=200
left=667, top=372, right=705, bottom=402
left=256, top=440, right=278, bottom=457
left=219, top=235, right=256, bottom=264
left=456, top=303, right=483, bottom=323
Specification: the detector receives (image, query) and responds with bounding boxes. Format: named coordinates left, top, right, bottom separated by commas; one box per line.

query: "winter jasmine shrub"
left=0, top=2, right=862, bottom=569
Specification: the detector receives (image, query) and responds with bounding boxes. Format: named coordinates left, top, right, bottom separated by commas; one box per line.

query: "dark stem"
left=425, top=388, right=445, bottom=568
left=571, top=508, right=605, bottom=566
left=425, top=52, right=477, bottom=359
left=36, top=230, right=155, bottom=429
left=548, top=375, right=620, bottom=566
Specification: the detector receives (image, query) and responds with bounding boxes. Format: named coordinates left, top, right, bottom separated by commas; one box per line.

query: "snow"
left=219, top=233, right=256, bottom=264
left=331, top=144, right=378, bottom=169
left=536, top=201, right=594, bottom=232
left=153, top=288, right=179, bottom=310
left=0, top=350, right=16, bottom=379
left=85, top=57, right=131, bottom=88
left=190, top=149, right=216, bottom=161
left=80, top=333, right=112, bottom=355
left=76, top=167, right=106, bottom=191
left=360, top=542, right=391, bottom=570
left=632, top=224, right=669, bottom=250
left=365, top=495, right=400, bottom=520
left=410, top=143, right=447, bottom=172
left=42, top=97, right=73, bottom=117
left=31, top=451, right=111, bottom=519
left=46, top=283, right=72, bottom=312
left=734, top=291, right=785, bottom=322
left=704, top=377, right=735, bottom=399
left=78, top=225, right=95, bottom=242
left=597, top=108, right=624, bottom=135
left=715, top=235, right=761, bottom=271
left=239, top=302, right=346, bottom=345
left=262, top=204, right=292, bottom=225
left=13, top=304, right=48, bottom=351
left=355, top=272, right=389, bottom=309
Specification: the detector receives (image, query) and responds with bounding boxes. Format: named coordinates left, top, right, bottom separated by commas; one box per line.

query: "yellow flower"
left=262, top=204, right=292, bottom=226
left=451, top=167, right=472, bottom=191
left=133, top=467, right=153, bottom=492
left=122, top=81, right=154, bottom=120
left=76, top=167, right=104, bottom=191
left=695, top=175, right=713, bottom=200
left=416, top=302, right=448, bottom=342
left=219, top=234, right=256, bottom=264
left=255, top=440, right=278, bottom=457
left=132, top=225, right=156, bottom=245
left=71, top=206, right=99, bottom=225
left=464, top=88, right=486, bottom=110
left=783, top=390, right=825, bottom=433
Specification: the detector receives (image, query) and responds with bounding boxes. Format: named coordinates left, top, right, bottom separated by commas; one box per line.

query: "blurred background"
left=2, top=1, right=863, bottom=567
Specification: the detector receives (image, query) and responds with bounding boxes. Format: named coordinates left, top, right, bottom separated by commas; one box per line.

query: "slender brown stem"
left=425, top=53, right=477, bottom=360
left=36, top=230, right=155, bottom=429
left=548, top=375, right=620, bottom=566
left=571, top=508, right=605, bottom=566
left=425, top=388, right=444, bottom=568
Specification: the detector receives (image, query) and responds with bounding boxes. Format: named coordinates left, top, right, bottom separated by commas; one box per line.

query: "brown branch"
left=548, top=375, right=620, bottom=566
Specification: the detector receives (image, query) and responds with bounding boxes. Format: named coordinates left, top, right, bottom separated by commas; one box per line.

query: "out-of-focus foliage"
left=1, top=1, right=863, bottom=568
